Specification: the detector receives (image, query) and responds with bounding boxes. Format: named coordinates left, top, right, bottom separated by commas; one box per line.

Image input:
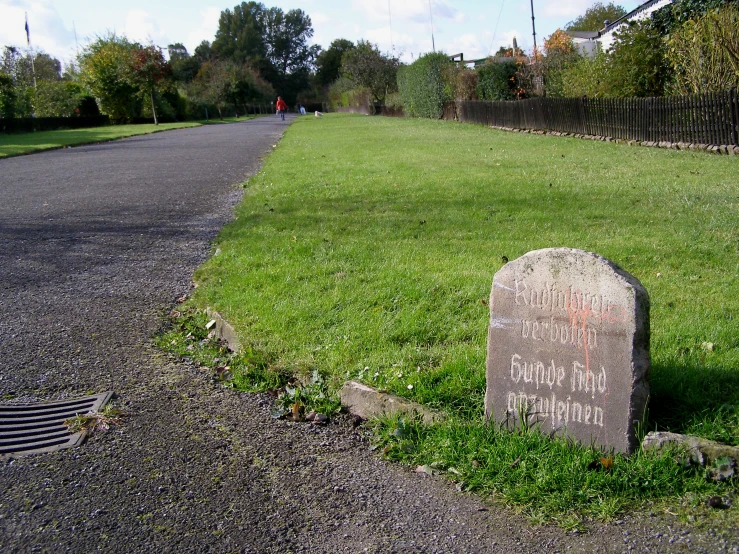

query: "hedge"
left=397, top=52, right=454, bottom=119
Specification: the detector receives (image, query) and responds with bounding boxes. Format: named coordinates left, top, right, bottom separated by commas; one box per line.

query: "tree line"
left=331, top=0, right=739, bottom=117
left=1, top=0, right=738, bottom=123
left=1, top=2, right=327, bottom=122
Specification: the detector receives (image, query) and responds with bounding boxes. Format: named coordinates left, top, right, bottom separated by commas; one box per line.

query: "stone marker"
left=484, top=248, right=650, bottom=454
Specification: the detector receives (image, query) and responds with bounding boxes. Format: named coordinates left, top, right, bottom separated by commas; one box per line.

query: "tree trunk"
left=150, top=87, right=158, bottom=125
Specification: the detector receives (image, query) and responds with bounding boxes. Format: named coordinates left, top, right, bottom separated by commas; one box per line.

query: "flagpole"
left=25, top=12, right=37, bottom=88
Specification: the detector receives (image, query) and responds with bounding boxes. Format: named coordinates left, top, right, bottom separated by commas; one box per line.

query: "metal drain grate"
left=0, top=391, right=114, bottom=459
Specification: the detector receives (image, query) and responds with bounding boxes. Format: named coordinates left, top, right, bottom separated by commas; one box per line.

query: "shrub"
left=559, top=51, right=612, bottom=97
left=541, top=29, right=582, bottom=98
left=476, top=60, right=520, bottom=101
left=666, top=4, right=739, bottom=94
left=452, top=67, right=478, bottom=100
left=328, top=77, right=372, bottom=110
left=397, top=52, right=454, bottom=119
left=607, top=19, right=670, bottom=97
left=0, top=73, right=16, bottom=118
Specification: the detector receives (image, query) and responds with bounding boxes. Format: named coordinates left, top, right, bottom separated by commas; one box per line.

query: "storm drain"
left=0, top=391, right=114, bottom=459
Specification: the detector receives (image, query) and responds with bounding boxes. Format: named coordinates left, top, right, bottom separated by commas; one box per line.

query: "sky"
left=1, top=0, right=646, bottom=69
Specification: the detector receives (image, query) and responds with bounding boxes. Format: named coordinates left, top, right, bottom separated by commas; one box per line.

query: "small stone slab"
left=642, top=431, right=739, bottom=466
left=340, top=381, right=442, bottom=424
left=206, top=309, right=241, bottom=352
left=484, top=248, right=650, bottom=454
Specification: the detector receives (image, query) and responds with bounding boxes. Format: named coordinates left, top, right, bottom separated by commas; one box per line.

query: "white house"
left=568, top=0, right=674, bottom=55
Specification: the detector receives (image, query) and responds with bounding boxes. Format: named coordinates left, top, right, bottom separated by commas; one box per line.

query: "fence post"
left=730, top=88, right=738, bottom=147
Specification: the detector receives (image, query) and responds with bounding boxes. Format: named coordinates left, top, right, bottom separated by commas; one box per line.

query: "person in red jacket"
left=275, top=96, right=288, bottom=120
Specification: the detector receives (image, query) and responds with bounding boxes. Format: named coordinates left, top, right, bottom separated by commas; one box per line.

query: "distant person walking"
left=275, top=96, right=288, bottom=121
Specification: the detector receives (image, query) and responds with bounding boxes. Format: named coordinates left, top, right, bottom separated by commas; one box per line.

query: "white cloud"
left=184, top=6, right=220, bottom=53
left=445, top=33, right=485, bottom=59
left=540, top=0, right=596, bottom=20
left=310, top=11, right=330, bottom=26
left=123, top=10, right=168, bottom=46
left=352, top=0, right=462, bottom=25
left=0, top=0, right=77, bottom=64
left=364, top=25, right=395, bottom=54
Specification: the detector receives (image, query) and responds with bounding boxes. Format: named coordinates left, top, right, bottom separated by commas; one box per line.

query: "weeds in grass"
left=156, top=307, right=341, bottom=417
left=372, top=413, right=729, bottom=526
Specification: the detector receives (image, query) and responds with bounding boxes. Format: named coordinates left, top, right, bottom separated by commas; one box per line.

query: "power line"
left=487, top=0, right=506, bottom=57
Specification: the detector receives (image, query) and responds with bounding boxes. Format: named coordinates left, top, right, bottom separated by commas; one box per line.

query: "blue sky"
left=1, top=0, right=645, bottom=68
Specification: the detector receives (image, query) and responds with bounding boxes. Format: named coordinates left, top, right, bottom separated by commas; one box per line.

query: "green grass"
left=0, top=121, right=202, bottom=158
left=168, top=113, right=739, bottom=525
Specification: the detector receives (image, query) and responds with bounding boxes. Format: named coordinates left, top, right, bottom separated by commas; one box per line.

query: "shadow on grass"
left=649, top=359, right=739, bottom=445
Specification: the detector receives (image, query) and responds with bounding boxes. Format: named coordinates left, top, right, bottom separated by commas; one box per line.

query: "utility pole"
left=73, top=20, right=79, bottom=55
left=428, top=0, right=436, bottom=52
left=529, top=0, right=537, bottom=55
left=388, top=0, right=394, bottom=54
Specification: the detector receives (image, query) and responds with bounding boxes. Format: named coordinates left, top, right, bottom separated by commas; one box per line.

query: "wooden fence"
left=451, top=90, right=739, bottom=146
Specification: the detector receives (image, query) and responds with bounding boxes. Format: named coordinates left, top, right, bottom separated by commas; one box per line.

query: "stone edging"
left=339, top=380, right=443, bottom=424
left=204, top=308, right=442, bottom=424
left=488, top=125, right=739, bottom=155
left=205, top=308, right=241, bottom=353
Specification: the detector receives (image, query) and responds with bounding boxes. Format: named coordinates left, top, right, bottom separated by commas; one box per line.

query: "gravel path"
left=0, top=117, right=736, bottom=553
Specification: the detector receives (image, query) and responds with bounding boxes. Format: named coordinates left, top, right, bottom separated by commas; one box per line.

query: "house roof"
left=602, top=0, right=673, bottom=34
left=564, top=0, right=674, bottom=40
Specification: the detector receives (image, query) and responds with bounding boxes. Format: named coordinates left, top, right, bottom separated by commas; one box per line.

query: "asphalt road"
left=0, top=117, right=735, bottom=553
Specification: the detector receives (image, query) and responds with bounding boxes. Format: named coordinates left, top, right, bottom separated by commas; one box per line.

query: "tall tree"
left=189, top=60, right=273, bottom=118
left=1, top=46, right=34, bottom=116
left=566, top=2, right=627, bottom=31
left=78, top=35, right=140, bottom=121
left=315, top=39, right=355, bottom=87
left=32, top=53, right=62, bottom=81
left=341, top=40, right=399, bottom=103
left=168, top=43, right=201, bottom=84
left=129, top=45, right=171, bottom=124
left=194, top=41, right=215, bottom=63
left=211, top=3, right=318, bottom=104
left=263, top=7, right=317, bottom=75
left=212, top=2, right=268, bottom=65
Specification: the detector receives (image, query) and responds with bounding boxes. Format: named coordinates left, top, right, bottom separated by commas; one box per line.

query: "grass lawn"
left=161, top=113, right=739, bottom=527
left=0, top=121, right=202, bottom=158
